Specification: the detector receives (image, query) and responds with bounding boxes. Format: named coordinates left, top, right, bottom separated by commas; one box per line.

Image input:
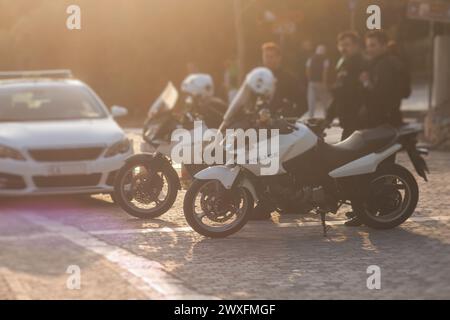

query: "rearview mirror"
left=111, top=105, right=128, bottom=118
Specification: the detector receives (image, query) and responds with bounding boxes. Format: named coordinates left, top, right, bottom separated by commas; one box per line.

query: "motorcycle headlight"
left=105, top=139, right=131, bottom=158
left=0, top=145, right=26, bottom=161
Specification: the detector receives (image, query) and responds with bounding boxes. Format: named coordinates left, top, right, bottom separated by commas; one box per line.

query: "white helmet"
left=181, top=74, right=214, bottom=99
left=245, top=67, right=276, bottom=99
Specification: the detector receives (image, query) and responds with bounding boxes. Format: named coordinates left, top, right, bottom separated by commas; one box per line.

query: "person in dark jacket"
left=346, top=30, right=407, bottom=227
left=262, top=42, right=307, bottom=118
left=360, top=30, right=406, bottom=128
left=323, top=31, right=370, bottom=227
left=387, top=40, right=412, bottom=126
left=248, top=42, right=307, bottom=221
left=326, top=31, right=367, bottom=140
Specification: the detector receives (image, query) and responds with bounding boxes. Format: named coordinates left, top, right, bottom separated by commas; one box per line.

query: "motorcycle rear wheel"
left=354, top=164, right=419, bottom=229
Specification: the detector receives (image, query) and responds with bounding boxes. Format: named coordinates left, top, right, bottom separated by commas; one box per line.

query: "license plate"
left=47, top=163, right=87, bottom=176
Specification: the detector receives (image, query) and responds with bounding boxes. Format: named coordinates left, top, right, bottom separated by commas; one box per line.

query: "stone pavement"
left=1, top=123, right=450, bottom=299
left=0, top=147, right=449, bottom=299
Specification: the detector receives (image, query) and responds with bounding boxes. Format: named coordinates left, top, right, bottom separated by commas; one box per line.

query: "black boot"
left=249, top=201, right=273, bottom=221
left=344, top=215, right=363, bottom=227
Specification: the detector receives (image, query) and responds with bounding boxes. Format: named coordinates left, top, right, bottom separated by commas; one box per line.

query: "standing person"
left=297, top=40, right=314, bottom=97
left=325, top=31, right=367, bottom=140
left=360, top=30, right=406, bottom=128
left=324, top=31, right=369, bottom=227
left=248, top=42, right=306, bottom=221
left=345, top=30, right=406, bottom=228
left=306, top=44, right=331, bottom=118
left=223, top=59, right=239, bottom=103
left=261, top=42, right=306, bottom=118
left=387, top=40, right=412, bottom=126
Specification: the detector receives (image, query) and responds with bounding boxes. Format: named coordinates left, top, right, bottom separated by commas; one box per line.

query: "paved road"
left=0, top=128, right=449, bottom=299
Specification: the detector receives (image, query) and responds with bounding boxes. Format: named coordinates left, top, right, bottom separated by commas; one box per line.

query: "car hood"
left=0, top=118, right=126, bottom=149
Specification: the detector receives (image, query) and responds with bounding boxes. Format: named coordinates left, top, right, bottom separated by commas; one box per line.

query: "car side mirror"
left=111, top=105, right=128, bottom=118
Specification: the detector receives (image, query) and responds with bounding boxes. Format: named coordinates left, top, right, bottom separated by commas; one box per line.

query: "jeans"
left=307, top=82, right=330, bottom=118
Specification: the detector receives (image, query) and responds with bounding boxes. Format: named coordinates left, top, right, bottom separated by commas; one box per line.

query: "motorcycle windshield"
left=220, top=82, right=253, bottom=129
left=147, top=82, right=179, bottom=119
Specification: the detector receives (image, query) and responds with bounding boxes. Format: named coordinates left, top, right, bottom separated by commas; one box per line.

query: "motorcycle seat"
left=320, top=125, right=398, bottom=170
left=334, top=125, right=397, bottom=153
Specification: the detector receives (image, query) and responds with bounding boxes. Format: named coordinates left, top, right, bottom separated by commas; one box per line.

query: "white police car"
left=0, top=70, right=132, bottom=196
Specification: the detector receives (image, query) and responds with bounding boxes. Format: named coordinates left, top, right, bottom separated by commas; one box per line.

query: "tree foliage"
left=0, top=0, right=424, bottom=118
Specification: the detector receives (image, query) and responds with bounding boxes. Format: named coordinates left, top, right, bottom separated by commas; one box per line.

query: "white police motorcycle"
left=183, top=68, right=429, bottom=238
left=114, top=74, right=226, bottom=218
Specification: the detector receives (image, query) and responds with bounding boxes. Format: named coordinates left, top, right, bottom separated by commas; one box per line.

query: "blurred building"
left=407, top=0, right=450, bottom=147
left=1, top=0, right=447, bottom=135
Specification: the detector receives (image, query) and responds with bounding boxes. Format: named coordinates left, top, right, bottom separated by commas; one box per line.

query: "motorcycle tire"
left=353, top=164, right=419, bottom=229
left=114, top=160, right=179, bottom=219
left=183, top=179, right=254, bottom=238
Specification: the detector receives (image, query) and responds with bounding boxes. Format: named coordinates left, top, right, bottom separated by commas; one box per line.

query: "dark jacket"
left=326, top=53, right=366, bottom=130
left=270, top=68, right=307, bottom=118
left=364, top=53, right=404, bottom=127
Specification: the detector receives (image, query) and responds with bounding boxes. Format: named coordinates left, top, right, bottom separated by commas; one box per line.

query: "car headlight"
left=105, top=139, right=131, bottom=158
left=0, top=145, right=26, bottom=161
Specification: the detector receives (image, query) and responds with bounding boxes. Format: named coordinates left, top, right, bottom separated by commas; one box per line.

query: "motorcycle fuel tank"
left=242, top=123, right=318, bottom=176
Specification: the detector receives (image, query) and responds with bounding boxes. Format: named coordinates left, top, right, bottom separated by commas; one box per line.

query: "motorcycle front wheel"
left=183, top=179, right=253, bottom=238
left=354, top=164, right=419, bottom=229
left=114, top=161, right=179, bottom=219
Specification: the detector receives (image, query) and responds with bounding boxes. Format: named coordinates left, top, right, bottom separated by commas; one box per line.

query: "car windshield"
left=0, top=85, right=107, bottom=122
